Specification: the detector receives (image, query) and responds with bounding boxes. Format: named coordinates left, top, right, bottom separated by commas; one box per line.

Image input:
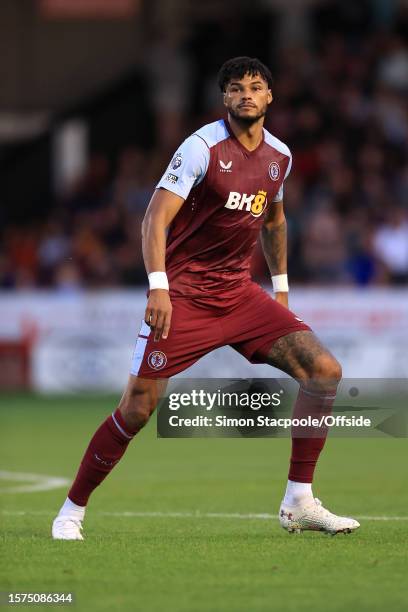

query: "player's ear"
left=267, top=90, right=273, bottom=105
left=223, top=91, right=228, bottom=108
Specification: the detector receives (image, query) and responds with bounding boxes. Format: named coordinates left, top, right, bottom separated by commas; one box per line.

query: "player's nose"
left=239, top=94, right=256, bottom=107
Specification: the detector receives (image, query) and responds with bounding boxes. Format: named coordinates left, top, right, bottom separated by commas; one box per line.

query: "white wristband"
left=148, top=271, right=169, bottom=291
left=272, top=273, right=289, bottom=292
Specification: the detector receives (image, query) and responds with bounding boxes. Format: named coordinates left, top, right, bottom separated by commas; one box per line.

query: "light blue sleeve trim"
left=272, top=152, right=292, bottom=203
left=156, top=134, right=210, bottom=200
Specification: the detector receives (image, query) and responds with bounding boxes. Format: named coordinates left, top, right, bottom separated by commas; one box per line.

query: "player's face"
left=223, top=73, right=272, bottom=124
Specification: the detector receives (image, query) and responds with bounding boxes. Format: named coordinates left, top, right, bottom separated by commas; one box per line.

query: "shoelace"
left=313, top=498, right=335, bottom=519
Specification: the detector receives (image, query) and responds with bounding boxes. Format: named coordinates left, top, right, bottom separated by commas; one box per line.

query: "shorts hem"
left=131, top=370, right=169, bottom=380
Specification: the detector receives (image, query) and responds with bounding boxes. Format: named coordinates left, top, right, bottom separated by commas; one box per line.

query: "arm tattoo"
left=261, top=219, right=287, bottom=276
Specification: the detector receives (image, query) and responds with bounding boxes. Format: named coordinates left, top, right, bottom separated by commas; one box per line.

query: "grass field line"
left=1, top=509, right=408, bottom=521
left=0, top=470, right=70, bottom=494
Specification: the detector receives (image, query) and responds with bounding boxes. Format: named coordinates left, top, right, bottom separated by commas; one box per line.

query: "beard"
left=228, top=104, right=267, bottom=125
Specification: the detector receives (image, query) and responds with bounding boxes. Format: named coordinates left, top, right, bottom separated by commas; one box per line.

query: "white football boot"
left=52, top=515, right=84, bottom=540
left=279, top=497, right=360, bottom=535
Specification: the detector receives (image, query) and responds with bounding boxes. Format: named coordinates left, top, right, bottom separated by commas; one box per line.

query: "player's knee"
left=119, top=384, right=158, bottom=429
left=132, top=404, right=152, bottom=429
left=311, top=354, right=342, bottom=384
left=120, top=398, right=154, bottom=430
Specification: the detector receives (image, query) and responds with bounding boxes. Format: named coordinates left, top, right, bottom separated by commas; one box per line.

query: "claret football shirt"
left=157, top=119, right=292, bottom=299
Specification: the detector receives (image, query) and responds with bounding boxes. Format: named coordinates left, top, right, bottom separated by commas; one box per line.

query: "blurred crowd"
left=254, top=28, right=408, bottom=287
left=1, top=4, right=407, bottom=290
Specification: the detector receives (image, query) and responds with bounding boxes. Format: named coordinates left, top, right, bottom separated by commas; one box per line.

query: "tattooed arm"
left=261, top=201, right=288, bottom=308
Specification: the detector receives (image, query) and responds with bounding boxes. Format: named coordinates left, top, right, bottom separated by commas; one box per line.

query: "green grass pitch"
left=1, top=393, right=407, bottom=612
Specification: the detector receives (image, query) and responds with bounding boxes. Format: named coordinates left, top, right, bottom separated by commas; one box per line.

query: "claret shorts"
left=131, top=281, right=311, bottom=379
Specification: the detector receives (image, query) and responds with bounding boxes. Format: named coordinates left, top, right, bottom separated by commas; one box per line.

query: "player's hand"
left=145, top=289, right=173, bottom=341
left=274, top=292, right=289, bottom=309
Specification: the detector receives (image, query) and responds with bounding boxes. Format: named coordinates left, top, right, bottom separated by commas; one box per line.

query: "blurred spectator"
left=64, top=154, right=110, bottom=213
left=373, top=207, right=408, bottom=284
left=301, top=206, right=348, bottom=283
left=344, top=209, right=377, bottom=286
left=54, top=261, right=83, bottom=294
left=0, top=252, right=14, bottom=289
left=112, top=147, right=152, bottom=213
left=377, top=35, right=408, bottom=91
left=38, top=220, right=71, bottom=285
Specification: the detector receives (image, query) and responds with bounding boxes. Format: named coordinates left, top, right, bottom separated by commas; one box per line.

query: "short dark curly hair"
left=217, top=56, right=273, bottom=92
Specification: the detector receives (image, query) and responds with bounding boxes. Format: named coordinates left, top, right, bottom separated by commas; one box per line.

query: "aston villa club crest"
left=269, top=162, right=280, bottom=181
left=148, top=350, right=167, bottom=370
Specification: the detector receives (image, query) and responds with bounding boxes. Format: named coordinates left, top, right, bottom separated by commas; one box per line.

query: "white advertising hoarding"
left=1, top=288, right=407, bottom=391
